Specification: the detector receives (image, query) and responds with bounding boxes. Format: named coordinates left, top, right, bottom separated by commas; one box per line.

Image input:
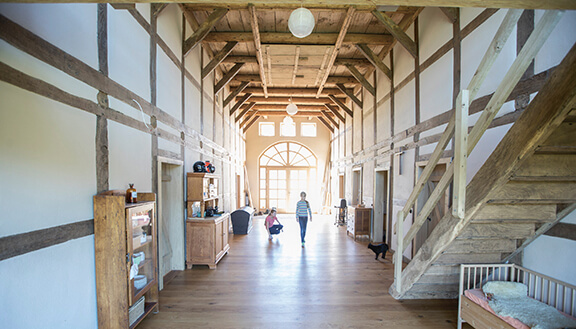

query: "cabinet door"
left=215, top=219, right=224, bottom=256
left=126, top=203, right=157, bottom=306
left=188, top=222, right=215, bottom=264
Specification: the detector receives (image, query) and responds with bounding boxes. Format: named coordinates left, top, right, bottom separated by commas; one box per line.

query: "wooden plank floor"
left=139, top=215, right=464, bottom=329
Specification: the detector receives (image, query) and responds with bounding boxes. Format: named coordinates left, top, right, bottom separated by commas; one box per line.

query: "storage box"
left=129, top=296, right=145, bottom=326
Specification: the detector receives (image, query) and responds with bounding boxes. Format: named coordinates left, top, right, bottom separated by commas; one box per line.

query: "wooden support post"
left=394, top=210, right=404, bottom=295
left=336, top=83, right=363, bottom=108
left=111, top=3, right=135, bottom=10
left=224, top=81, right=250, bottom=107
left=325, top=103, right=346, bottom=123
left=229, top=93, right=252, bottom=116
left=328, top=94, right=354, bottom=117
left=317, top=116, right=334, bottom=133
left=243, top=116, right=260, bottom=131
left=248, top=4, right=268, bottom=98
left=321, top=110, right=339, bottom=128
left=440, top=7, right=459, bottom=23
left=235, top=102, right=256, bottom=123
left=317, top=6, right=356, bottom=97
left=183, top=8, right=228, bottom=57
left=452, top=90, right=469, bottom=219
left=345, top=64, right=376, bottom=96
left=240, top=111, right=256, bottom=129
left=372, top=9, right=417, bottom=58
left=202, top=41, right=238, bottom=79
left=214, top=62, right=244, bottom=95
left=355, top=43, right=392, bottom=81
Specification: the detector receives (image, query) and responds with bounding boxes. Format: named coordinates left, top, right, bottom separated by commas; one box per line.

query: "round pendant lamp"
left=288, top=7, right=315, bottom=38
left=286, top=100, right=298, bottom=115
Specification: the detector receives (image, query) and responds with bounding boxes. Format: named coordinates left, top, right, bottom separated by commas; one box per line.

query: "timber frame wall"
left=0, top=6, right=244, bottom=262
left=329, top=8, right=572, bottom=252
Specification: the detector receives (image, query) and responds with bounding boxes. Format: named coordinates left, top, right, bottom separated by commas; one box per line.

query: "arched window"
left=259, top=142, right=317, bottom=212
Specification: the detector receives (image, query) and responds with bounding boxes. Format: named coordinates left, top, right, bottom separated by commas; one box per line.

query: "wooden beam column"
left=345, top=64, right=376, bottom=96
left=248, top=4, right=268, bottom=98
left=229, top=92, right=252, bottom=116
left=235, top=102, right=256, bottom=123
left=214, top=62, right=244, bottom=95
left=355, top=43, right=392, bottom=81
left=224, top=81, right=250, bottom=107
left=318, top=116, right=335, bottom=133
left=372, top=9, right=417, bottom=58
left=325, top=103, right=346, bottom=123
left=328, top=94, right=354, bottom=117
left=183, top=8, right=228, bottom=57
left=202, top=41, right=238, bottom=79
left=336, top=83, right=363, bottom=108
left=96, top=3, right=109, bottom=194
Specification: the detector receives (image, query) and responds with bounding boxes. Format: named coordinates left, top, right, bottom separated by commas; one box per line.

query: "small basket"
left=129, top=296, right=145, bottom=326
left=134, top=275, right=147, bottom=290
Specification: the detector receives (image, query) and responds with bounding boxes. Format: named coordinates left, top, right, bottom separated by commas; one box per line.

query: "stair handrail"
left=393, top=9, right=564, bottom=294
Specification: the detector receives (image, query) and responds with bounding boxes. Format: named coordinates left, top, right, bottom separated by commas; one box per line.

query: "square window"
left=259, top=122, right=275, bottom=136
left=280, top=122, right=296, bottom=137
left=301, top=122, right=317, bottom=137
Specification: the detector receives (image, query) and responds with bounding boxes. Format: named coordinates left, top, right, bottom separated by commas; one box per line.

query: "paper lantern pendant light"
left=288, top=7, right=315, bottom=38
left=286, top=101, right=298, bottom=115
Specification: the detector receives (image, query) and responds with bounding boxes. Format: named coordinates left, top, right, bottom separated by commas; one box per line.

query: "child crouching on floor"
left=264, top=209, right=282, bottom=240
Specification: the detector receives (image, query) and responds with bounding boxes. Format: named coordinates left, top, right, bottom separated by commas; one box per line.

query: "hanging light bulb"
left=288, top=7, right=315, bottom=38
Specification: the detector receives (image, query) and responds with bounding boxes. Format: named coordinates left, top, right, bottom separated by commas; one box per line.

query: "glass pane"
left=260, top=156, right=269, bottom=165
left=268, top=158, right=283, bottom=166
left=278, top=171, right=286, bottom=179
left=260, top=190, right=266, bottom=198
left=300, top=147, right=312, bottom=158
left=278, top=200, right=286, bottom=209
left=279, top=151, right=289, bottom=165
left=260, top=168, right=266, bottom=178
left=264, top=148, right=276, bottom=157
left=290, top=143, right=301, bottom=153
left=260, top=180, right=266, bottom=188
left=301, top=122, right=317, bottom=137
left=270, top=180, right=278, bottom=189
left=299, top=171, right=307, bottom=179
left=281, top=123, right=296, bottom=136
left=278, top=190, right=286, bottom=198
left=269, top=200, right=277, bottom=208
left=278, top=180, right=286, bottom=189
left=270, top=170, right=277, bottom=179
left=261, top=199, right=266, bottom=208
left=259, top=122, right=275, bottom=136
left=275, top=143, right=287, bottom=152
left=308, top=157, right=317, bottom=166
left=270, top=190, right=277, bottom=198
left=291, top=154, right=305, bottom=166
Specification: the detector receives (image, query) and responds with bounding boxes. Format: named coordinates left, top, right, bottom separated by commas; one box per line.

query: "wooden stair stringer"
left=389, top=43, right=576, bottom=300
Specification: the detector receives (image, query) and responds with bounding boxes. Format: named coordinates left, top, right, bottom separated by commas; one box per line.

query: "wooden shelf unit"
left=94, top=191, right=159, bottom=329
left=347, top=206, right=372, bottom=240
left=187, top=172, right=220, bottom=218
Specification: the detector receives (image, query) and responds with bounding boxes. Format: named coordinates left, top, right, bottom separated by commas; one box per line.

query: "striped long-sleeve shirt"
left=296, top=200, right=311, bottom=218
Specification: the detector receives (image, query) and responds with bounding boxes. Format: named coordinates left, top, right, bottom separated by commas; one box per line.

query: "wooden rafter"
left=328, top=95, right=353, bottom=117
left=180, top=4, right=217, bottom=62
left=224, top=81, right=250, bottom=107
left=247, top=104, right=331, bottom=111
left=244, top=116, right=260, bottom=131
left=235, top=102, right=256, bottom=122
left=325, top=103, right=346, bottom=123
left=291, top=46, right=300, bottom=85
left=440, top=7, right=459, bottom=23
left=345, top=64, right=375, bottom=96
left=372, top=9, right=418, bottom=58
left=254, top=110, right=326, bottom=116
left=248, top=4, right=268, bottom=98
left=223, top=55, right=372, bottom=67
left=322, top=110, right=339, bottom=127
left=355, top=43, right=392, bottom=81
left=152, top=3, right=168, bottom=16
left=336, top=83, right=362, bottom=108
left=315, top=47, right=332, bottom=87
left=183, top=8, right=228, bottom=57
left=316, top=6, right=356, bottom=97
left=229, top=93, right=252, bottom=115
left=203, top=32, right=394, bottom=45
left=266, top=45, right=273, bottom=86
left=110, top=3, right=135, bottom=10
left=214, top=62, right=244, bottom=94
left=240, top=111, right=257, bottom=129
left=202, top=41, right=238, bottom=79
left=235, top=74, right=358, bottom=85
left=238, top=96, right=345, bottom=104
left=317, top=116, right=335, bottom=133
left=243, top=87, right=344, bottom=97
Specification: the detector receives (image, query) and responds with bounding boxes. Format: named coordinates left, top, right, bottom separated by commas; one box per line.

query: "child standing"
left=264, top=209, right=282, bottom=240
left=295, top=192, right=312, bottom=247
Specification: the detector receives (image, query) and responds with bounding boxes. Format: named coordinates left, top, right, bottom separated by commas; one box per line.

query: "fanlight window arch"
left=259, top=142, right=317, bottom=167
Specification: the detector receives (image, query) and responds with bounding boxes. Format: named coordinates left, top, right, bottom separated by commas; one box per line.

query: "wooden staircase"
left=389, top=10, right=576, bottom=299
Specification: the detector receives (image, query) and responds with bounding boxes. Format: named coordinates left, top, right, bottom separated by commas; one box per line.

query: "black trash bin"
left=231, top=206, right=254, bottom=234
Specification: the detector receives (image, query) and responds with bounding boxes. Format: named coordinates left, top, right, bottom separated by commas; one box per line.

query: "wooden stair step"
left=511, top=154, right=576, bottom=180
left=459, top=223, right=535, bottom=239
left=418, top=273, right=460, bottom=285
left=472, top=204, right=556, bottom=221
left=488, top=181, right=576, bottom=203
left=535, top=121, right=576, bottom=151
left=435, top=253, right=503, bottom=265
left=444, top=238, right=516, bottom=254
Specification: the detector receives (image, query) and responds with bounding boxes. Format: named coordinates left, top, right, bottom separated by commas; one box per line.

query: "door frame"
left=373, top=168, right=390, bottom=244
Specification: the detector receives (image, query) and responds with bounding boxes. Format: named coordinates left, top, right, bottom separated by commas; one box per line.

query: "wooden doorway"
left=414, top=161, right=451, bottom=254
left=373, top=170, right=389, bottom=244
left=157, top=158, right=185, bottom=290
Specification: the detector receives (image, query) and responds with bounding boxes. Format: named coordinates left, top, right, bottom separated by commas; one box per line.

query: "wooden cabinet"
left=187, top=172, right=220, bottom=218
left=347, top=206, right=372, bottom=240
left=186, top=213, right=230, bottom=269
left=94, top=191, right=159, bottom=329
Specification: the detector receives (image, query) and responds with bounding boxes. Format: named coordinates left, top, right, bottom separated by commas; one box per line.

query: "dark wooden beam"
left=223, top=55, right=371, bottom=67
left=230, top=92, right=252, bottom=115
left=345, top=64, right=376, bottom=96
left=355, top=43, right=392, bottom=81
left=317, top=116, right=335, bottom=133
left=232, top=74, right=358, bottom=85
left=254, top=110, right=325, bottom=116
left=544, top=222, right=576, bottom=241
left=336, top=83, right=363, bottom=108
left=183, top=8, right=228, bottom=57
left=322, top=110, right=339, bottom=127
left=152, top=3, right=168, bottom=17
left=440, top=7, right=459, bottom=23
left=224, top=81, right=250, bottom=107
left=372, top=9, right=418, bottom=58
left=242, top=87, right=344, bottom=97
left=239, top=96, right=345, bottom=105
left=244, top=116, right=260, bottom=131
left=202, top=41, right=238, bottom=79
left=240, top=111, right=257, bottom=129
left=235, top=102, right=256, bottom=122
left=110, top=3, right=135, bottom=10
left=203, top=31, right=393, bottom=46
left=214, top=62, right=244, bottom=94
left=325, top=103, right=346, bottom=123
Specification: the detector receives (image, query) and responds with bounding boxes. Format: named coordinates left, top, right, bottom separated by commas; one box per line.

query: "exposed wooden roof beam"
left=223, top=55, right=372, bottom=67
left=178, top=2, right=575, bottom=10
left=440, top=7, right=459, bottom=23
left=328, top=94, right=354, bottom=117
left=235, top=102, right=256, bottom=122
left=230, top=92, right=252, bottom=115
left=254, top=110, right=328, bottom=116
left=180, top=4, right=218, bottom=63
left=247, top=104, right=331, bottom=111
left=291, top=46, right=300, bottom=85
left=202, top=41, right=238, bottom=79
left=345, top=64, right=376, bottom=96
left=152, top=3, right=168, bottom=16
left=355, top=43, right=392, bottom=81
left=224, top=81, right=250, bottom=107
left=243, top=116, right=260, bottom=131
left=243, top=87, right=344, bottom=97
left=239, top=110, right=257, bottom=129
left=372, top=9, right=417, bottom=58
left=239, top=96, right=345, bottom=104
left=324, top=103, right=346, bottom=123
left=110, top=3, right=135, bottom=10
left=336, top=83, right=363, bottom=108
left=183, top=8, right=228, bottom=57
left=203, top=32, right=393, bottom=45
left=248, top=4, right=268, bottom=98
left=317, top=116, right=335, bottom=133
left=234, top=74, right=358, bottom=85
left=321, top=110, right=339, bottom=127
left=214, top=62, right=244, bottom=94
left=317, top=6, right=356, bottom=97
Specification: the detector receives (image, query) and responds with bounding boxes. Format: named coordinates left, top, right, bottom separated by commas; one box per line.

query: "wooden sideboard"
left=186, top=213, right=230, bottom=269
left=347, top=206, right=372, bottom=240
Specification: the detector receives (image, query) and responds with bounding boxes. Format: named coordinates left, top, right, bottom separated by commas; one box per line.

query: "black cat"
left=367, top=243, right=389, bottom=260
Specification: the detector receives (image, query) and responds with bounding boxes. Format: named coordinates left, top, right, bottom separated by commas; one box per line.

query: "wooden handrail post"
left=452, top=90, right=469, bottom=219
left=394, top=210, right=404, bottom=294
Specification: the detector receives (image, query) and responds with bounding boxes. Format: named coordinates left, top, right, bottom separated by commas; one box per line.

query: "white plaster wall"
left=419, top=7, right=453, bottom=62
left=157, top=49, right=183, bottom=120
left=157, top=4, right=183, bottom=57
left=534, top=10, right=576, bottom=74
left=394, top=80, right=416, bottom=132
left=420, top=51, right=453, bottom=121
left=523, top=209, right=576, bottom=286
